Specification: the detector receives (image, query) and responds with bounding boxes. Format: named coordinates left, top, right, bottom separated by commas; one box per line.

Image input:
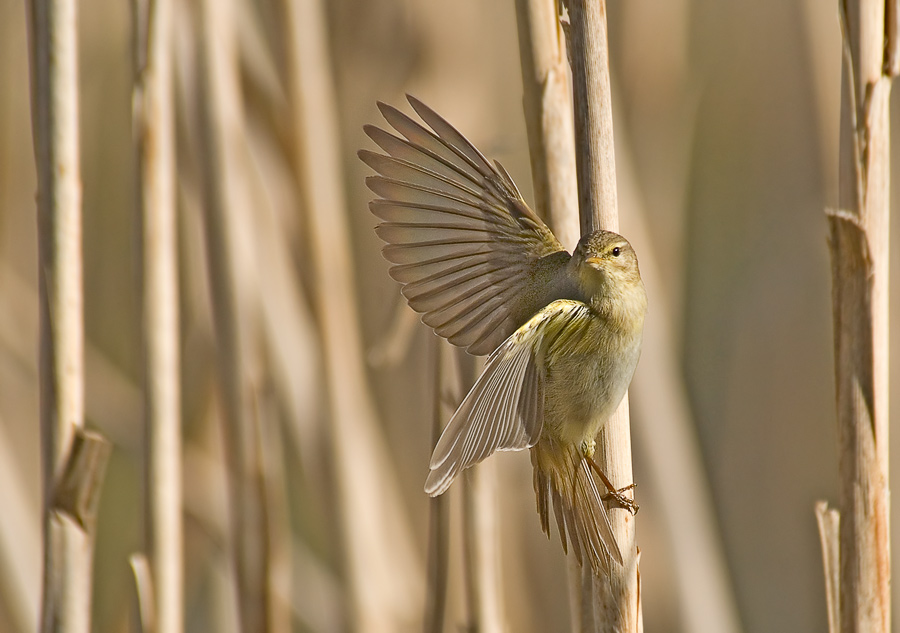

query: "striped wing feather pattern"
left=359, top=95, right=567, bottom=356
left=424, top=301, right=589, bottom=499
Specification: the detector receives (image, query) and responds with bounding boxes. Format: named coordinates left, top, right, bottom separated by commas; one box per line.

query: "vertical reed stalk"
left=568, top=0, right=619, bottom=235
left=26, top=1, right=111, bottom=631
left=514, top=0, right=579, bottom=250
left=515, top=2, right=588, bottom=629
left=822, top=1, right=895, bottom=631
left=27, top=0, right=83, bottom=487
left=133, top=0, right=182, bottom=630
left=129, top=553, right=155, bottom=633
left=815, top=502, right=840, bottom=633
left=462, top=463, right=504, bottom=633
left=195, top=0, right=270, bottom=629
left=423, top=337, right=449, bottom=633
left=256, top=395, right=292, bottom=633
left=567, top=0, right=640, bottom=630
left=281, top=0, right=423, bottom=630
left=450, top=349, right=506, bottom=633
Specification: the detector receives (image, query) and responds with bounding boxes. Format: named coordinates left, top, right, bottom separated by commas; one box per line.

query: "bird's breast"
left=540, top=314, right=643, bottom=446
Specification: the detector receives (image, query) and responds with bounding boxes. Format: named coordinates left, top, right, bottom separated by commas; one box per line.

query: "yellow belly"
left=540, top=317, right=642, bottom=446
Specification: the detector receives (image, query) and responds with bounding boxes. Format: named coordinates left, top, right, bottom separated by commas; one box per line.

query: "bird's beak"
left=585, top=257, right=603, bottom=267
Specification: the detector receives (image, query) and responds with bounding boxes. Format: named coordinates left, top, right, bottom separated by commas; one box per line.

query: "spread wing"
left=425, top=300, right=594, bottom=495
left=359, top=95, right=568, bottom=356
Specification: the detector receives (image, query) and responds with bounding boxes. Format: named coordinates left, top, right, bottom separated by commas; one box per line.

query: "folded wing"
left=425, top=300, right=593, bottom=495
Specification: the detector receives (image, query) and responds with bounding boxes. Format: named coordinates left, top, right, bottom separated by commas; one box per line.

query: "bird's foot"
left=585, top=455, right=639, bottom=515
left=603, top=484, right=639, bottom=515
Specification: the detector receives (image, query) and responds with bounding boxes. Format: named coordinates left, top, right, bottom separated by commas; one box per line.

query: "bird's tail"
left=531, top=438, right=623, bottom=575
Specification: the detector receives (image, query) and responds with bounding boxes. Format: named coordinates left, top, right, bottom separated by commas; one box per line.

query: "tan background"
left=0, top=0, right=898, bottom=631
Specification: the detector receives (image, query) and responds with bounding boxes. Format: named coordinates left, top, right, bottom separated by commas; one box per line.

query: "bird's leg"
left=584, top=451, right=639, bottom=515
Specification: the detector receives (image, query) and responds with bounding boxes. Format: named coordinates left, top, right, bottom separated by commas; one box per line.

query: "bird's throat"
left=588, top=279, right=647, bottom=336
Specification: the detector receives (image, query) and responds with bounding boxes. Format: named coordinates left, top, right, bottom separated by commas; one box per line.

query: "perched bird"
left=359, top=96, right=647, bottom=575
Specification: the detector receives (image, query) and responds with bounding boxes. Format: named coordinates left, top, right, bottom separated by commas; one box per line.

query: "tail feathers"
left=531, top=440, right=623, bottom=575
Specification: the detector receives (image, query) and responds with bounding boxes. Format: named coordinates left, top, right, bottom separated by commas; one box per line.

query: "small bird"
left=359, top=96, right=647, bottom=575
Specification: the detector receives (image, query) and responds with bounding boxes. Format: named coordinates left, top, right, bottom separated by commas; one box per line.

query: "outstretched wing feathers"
left=424, top=337, right=536, bottom=496
left=360, top=95, right=567, bottom=356
left=363, top=123, right=483, bottom=191
left=403, top=97, right=497, bottom=179
left=363, top=174, right=489, bottom=216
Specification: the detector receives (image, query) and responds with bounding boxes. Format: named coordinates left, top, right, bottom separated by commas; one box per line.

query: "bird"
left=358, top=95, right=647, bottom=575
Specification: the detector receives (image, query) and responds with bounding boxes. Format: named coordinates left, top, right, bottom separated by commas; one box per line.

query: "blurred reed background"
left=0, top=0, right=898, bottom=631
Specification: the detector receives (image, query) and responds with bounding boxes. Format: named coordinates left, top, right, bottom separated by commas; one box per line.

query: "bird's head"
left=572, top=231, right=641, bottom=289
left=570, top=230, right=645, bottom=320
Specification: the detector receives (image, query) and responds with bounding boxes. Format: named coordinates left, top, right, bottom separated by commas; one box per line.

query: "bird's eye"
left=611, top=247, right=621, bottom=257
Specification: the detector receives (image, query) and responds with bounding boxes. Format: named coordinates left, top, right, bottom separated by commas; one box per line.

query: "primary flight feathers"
left=358, top=96, right=570, bottom=356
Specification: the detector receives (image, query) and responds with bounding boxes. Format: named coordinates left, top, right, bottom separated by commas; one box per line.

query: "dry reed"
left=567, top=0, right=640, bottom=629
left=132, top=0, right=183, bottom=629
left=26, top=1, right=112, bottom=631
left=819, top=1, right=895, bottom=631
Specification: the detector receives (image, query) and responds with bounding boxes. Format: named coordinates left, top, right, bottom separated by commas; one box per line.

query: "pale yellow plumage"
left=359, top=96, right=647, bottom=575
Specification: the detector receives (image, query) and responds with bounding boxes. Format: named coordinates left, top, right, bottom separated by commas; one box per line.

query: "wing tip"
left=362, top=122, right=378, bottom=137
left=424, top=467, right=454, bottom=497
left=358, top=147, right=380, bottom=169
left=406, top=95, right=443, bottom=133
left=406, top=93, right=424, bottom=112
left=376, top=100, right=395, bottom=119
left=363, top=174, right=383, bottom=195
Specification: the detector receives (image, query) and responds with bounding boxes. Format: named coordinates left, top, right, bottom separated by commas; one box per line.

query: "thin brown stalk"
left=133, top=0, right=182, bottom=631
left=195, top=0, right=270, bottom=629
left=568, top=0, right=619, bottom=235
left=423, top=337, right=449, bottom=633
left=27, top=0, right=83, bottom=489
left=888, top=0, right=900, bottom=76
left=461, top=463, right=505, bottom=633
left=567, top=0, right=640, bottom=630
left=815, top=502, right=840, bottom=633
left=514, top=0, right=579, bottom=250
left=281, top=0, right=423, bottom=630
left=129, top=553, right=156, bottom=633
left=242, top=136, right=322, bottom=474
left=255, top=394, right=292, bottom=633
left=516, top=3, right=590, bottom=628
left=26, top=1, right=112, bottom=631
left=565, top=557, right=597, bottom=633
left=238, top=89, right=306, bottom=633
left=446, top=349, right=506, bottom=633
left=826, top=1, right=894, bottom=631
left=516, top=4, right=595, bottom=629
